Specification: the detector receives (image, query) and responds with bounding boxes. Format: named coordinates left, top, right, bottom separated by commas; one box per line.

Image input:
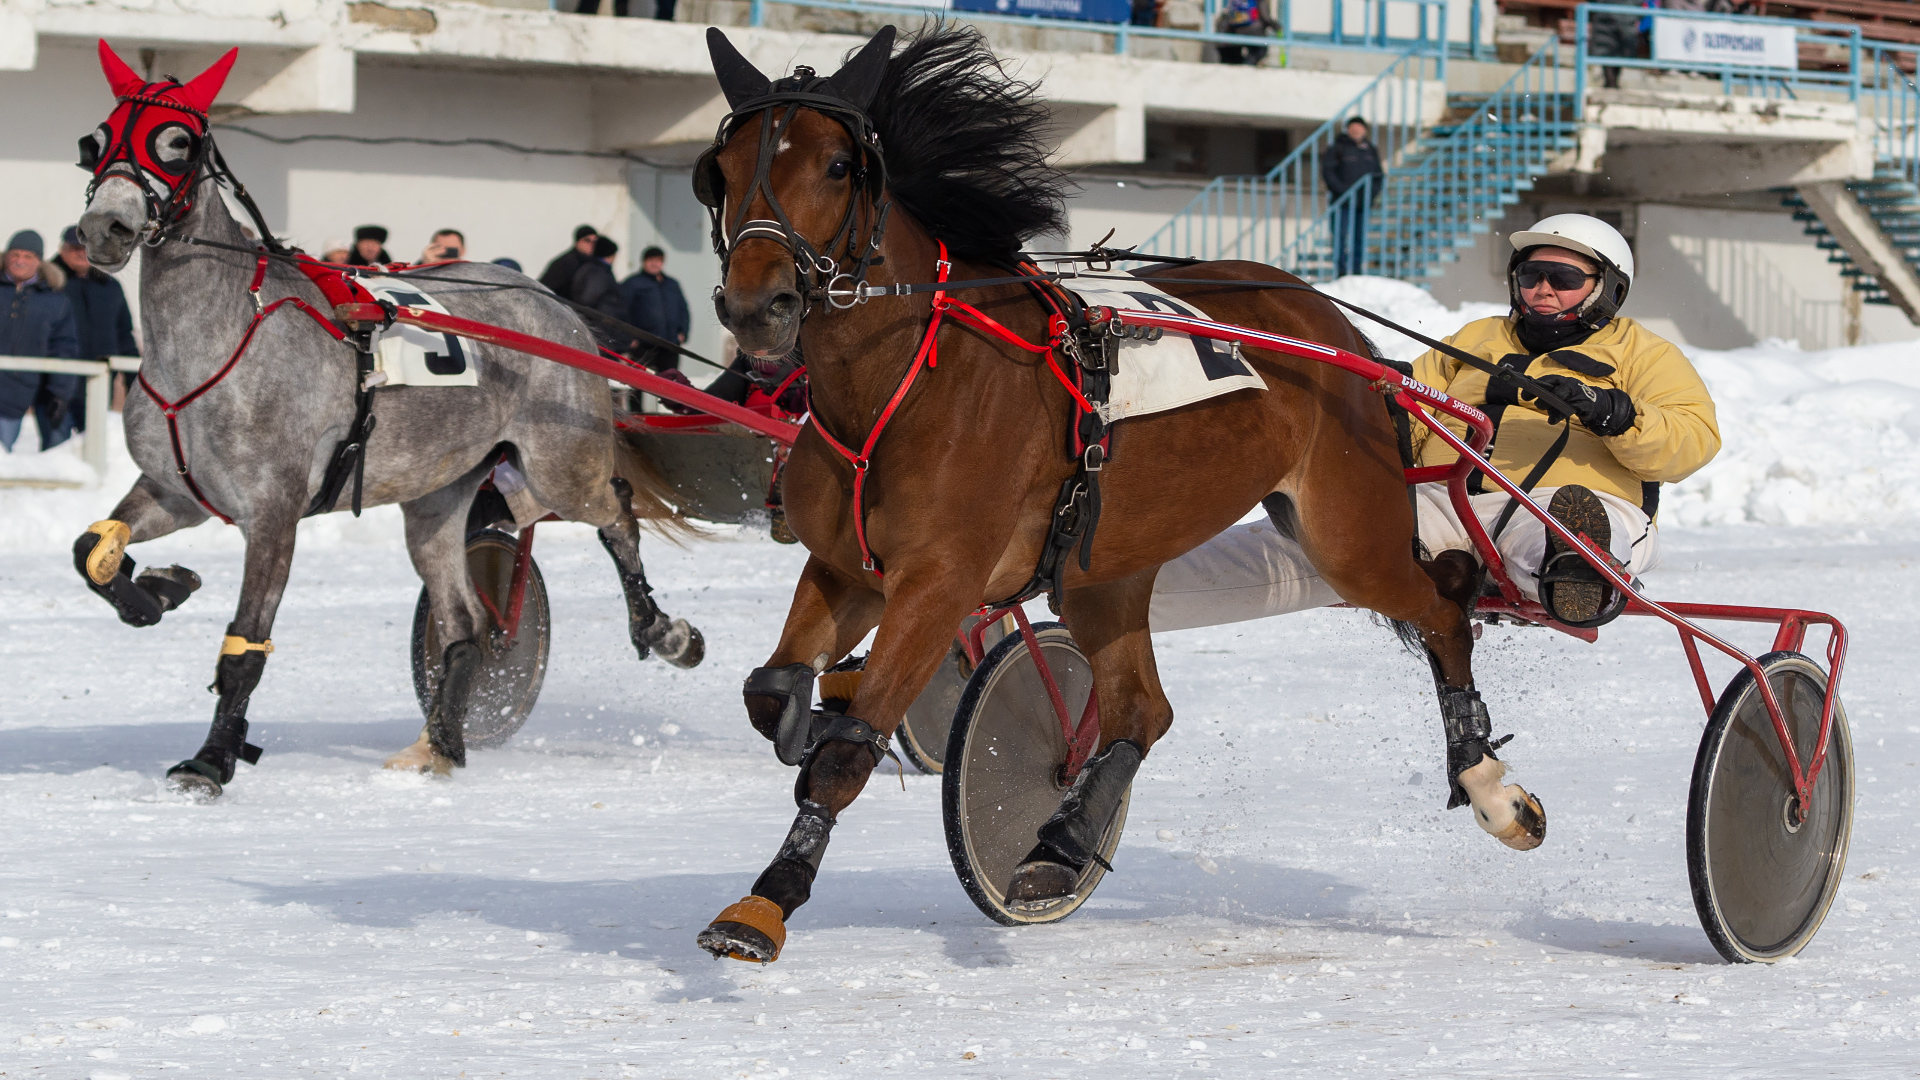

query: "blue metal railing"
left=1864, top=43, right=1920, bottom=186
left=741, top=0, right=1464, bottom=61
left=1572, top=3, right=1862, bottom=104
left=1136, top=45, right=1442, bottom=262
left=1139, top=41, right=1569, bottom=280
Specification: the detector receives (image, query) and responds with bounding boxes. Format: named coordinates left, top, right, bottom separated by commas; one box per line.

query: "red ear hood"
left=177, top=48, right=238, bottom=113
left=97, top=39, right=146, bottom=99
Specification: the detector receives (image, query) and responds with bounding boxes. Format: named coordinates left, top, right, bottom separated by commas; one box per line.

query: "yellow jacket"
left=1408, top=315, right=1721, bottom=509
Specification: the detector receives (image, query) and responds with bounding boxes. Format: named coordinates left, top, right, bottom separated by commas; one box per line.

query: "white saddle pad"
left=362, top=276, right=480, bottom=388
left=1064, top=279, right=1266, bottom=421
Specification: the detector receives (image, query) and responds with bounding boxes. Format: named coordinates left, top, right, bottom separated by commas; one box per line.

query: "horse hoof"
left=697, top=896, right=786, bottom=963
left=383, top=736, right=455, bottom=775
left=1005, top=859, right=1079, bottom=913
left=1483, top=789, right=1547, bottom=851
left=649, top=620, right=705, bottom=669
left=165, top=764, right=223, bottom=802
left=80, top=520, right=131, bottom=586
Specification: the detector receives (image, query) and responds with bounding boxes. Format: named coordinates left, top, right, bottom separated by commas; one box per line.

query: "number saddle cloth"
left=1061, top=279, right=1267, bottom=421
left=359, top=277, right=480, bottom=388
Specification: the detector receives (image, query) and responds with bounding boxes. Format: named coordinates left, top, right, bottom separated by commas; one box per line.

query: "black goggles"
left=1514, top=261, right=1599, bottom=292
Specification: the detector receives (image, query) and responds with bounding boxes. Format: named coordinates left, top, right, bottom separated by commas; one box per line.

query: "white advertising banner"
left=1651, top=17, right=1799, bottom=70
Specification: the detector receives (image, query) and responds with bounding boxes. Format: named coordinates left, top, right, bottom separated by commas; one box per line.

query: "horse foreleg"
left=74, top=474, right=210, bottom=627
left=165, top=500, right=300, bottom=801
left=699, top=562, right=956, bottom=964
left=1005, top=569, right=1166, bottom=909
left=386, top=481, right=491, bottom=775
left=741, top=554, right=885, bottom=765
left=597, top=476, right=703, bottom=669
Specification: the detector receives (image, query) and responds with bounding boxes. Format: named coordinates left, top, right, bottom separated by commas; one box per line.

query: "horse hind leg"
left=598, top=476, right=704, bottom=669
left=74, top=475, right=209, bottom=627
left=385, top=480, right=492, bottom=775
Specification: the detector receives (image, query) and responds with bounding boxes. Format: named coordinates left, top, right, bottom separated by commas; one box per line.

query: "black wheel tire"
left=897, top=616, right=1011, bottom=775
left=410, top=529, right=551, bottom=750
left=1687, top=651, right=1853, bottom=964
left=942, top=622, right=1126, bottom=926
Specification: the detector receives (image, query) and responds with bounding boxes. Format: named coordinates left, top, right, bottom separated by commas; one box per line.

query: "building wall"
left=1430, top=200, right=1918, bottom=351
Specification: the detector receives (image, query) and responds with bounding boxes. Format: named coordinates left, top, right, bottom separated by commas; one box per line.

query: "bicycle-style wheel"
left=1687, top=651, right=1853, bottom=963
left=897, top=615, right=1012, bottom=774
left=942, top=622, right=1127, bottom=925
left=411, top=529, right=551, bottom=749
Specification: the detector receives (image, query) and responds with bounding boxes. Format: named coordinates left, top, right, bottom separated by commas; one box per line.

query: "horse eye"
left=827, top=159, right=851, bottom=181
left=170, top=136, right=190, bottom=150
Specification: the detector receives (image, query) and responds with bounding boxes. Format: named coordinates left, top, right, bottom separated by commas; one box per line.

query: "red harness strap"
left=139, top=254, right=346, bottom=524
left=809, top=244, right=1103, bottom=576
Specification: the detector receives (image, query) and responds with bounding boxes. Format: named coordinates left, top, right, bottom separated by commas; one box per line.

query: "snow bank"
left=1322, top=275, right=1920, bottom=528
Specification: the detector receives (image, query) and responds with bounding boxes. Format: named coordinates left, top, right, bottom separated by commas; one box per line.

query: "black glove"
left=1522, top=373, right=1636, bottom=437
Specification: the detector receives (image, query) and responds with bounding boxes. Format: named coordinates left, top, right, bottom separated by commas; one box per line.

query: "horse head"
left=697, top=27, right=895, bottom=359
left=77, top=40, right=236, bottom=271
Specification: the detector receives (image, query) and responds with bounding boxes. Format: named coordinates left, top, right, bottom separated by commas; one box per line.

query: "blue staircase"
left=1777, top=45, right=1920, bottom=307
left=1139, top=42, right=1576, bottom=282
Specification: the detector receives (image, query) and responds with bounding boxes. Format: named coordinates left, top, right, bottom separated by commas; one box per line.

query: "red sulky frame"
left=343, top=299, right=1844, bottom=818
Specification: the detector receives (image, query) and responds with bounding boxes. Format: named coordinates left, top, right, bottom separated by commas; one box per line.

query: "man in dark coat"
left=1, top=230, right=82, bottom=452
left=620, top=246, right=691, bottom=371
left=346, top=225, right=391, bottom=267
left=570, top=236, right=629, bottom=350
left=52, top=225, right=138, bottom=438
left=1319, top=117, right=1384, bottom=277
left=540, top=225, right=600, bottom=301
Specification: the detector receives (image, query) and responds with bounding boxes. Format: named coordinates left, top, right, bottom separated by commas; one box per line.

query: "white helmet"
left=1507, top=213, right=1634, bottom=329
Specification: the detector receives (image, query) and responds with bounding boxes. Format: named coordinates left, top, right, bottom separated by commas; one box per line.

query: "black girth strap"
left=303, top=331, right=379, bottom=518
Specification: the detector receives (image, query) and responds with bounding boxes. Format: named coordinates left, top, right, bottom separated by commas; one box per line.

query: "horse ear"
left=826, top=25, right=895, bottom=111
left=176, top=48, right=238, bottom=113
left=97, top=40, right=146, bottom=99
left=707, top=28, right=770, bottom=111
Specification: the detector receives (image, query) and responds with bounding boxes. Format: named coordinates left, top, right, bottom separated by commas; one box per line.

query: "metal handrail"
left=743, top=0, right=1461, bottom=60
left=1863, top=42, right=1920, bottom=187
left=1137, top=44, right=1443, bottom=262
left=1573, top=3, right=1864, bottom=105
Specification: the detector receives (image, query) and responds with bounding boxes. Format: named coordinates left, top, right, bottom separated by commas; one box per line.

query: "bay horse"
left=72, top=41, right=702, bottom=799
left=693, top=25, right=1549, bottom=963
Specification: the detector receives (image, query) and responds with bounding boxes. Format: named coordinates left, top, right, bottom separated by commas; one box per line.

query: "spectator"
left=1216, top=0, right=1277, bottom=66
left=53, top=225, right=138, bottom=430
left=347, top=225, right=391, bottom=266
left=655, top=0, right=677, bottom=19
left=420, top=228, right=466, bottom=263
left=319, top=238, right=351, bottom=264
left=621, top=246, right=691, bottom=371
left=571, top=236, right=628, bottom=347
left=492, top=257, right=524, bottom=273
left=1320, top=117, right=1383, bottom=277
left=1130, top=0, right=1162, bottom=28
left=1589, top=2, right=1648, bottom=89
left=540, top=224, right=600, bottom=301
left=0, top=230, right=81, bottom=452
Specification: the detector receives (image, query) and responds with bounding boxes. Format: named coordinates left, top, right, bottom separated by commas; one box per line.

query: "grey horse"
left=72, top=43, right=700, bottom=799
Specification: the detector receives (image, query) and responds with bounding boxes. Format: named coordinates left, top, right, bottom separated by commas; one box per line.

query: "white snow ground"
left=3, top=302, right=1918, bottom=1078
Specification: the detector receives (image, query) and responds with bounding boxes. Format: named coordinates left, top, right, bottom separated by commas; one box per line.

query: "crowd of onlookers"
left=1, top=219, right=693, bottom=454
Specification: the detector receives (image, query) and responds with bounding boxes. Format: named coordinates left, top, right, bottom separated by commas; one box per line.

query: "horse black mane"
left=863, top=26, right=1071, bottom=266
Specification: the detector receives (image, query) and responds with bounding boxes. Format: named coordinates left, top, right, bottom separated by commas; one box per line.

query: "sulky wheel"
left=942, top=621, right=1127, bottom=925
left=1687, top=651, right=1854, bottom=964
left=896, top=616, right=1013, bottom=774
left=411, top=529, right=551, bottom=750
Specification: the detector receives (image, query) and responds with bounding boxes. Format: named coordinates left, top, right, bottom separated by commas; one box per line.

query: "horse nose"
left=724, top=283, right=803, bottom=355
left=765, top=289, right=801, bottom=324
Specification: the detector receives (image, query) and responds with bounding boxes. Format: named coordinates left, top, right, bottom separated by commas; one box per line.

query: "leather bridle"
left=693, top=71, right=892, bottom=313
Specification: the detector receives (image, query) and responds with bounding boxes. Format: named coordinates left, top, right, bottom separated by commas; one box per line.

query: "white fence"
left=0, top=355, right=139, bottom=474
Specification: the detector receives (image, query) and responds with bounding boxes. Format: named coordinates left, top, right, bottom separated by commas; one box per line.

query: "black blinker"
left=77, top=134, right=100, bottom=171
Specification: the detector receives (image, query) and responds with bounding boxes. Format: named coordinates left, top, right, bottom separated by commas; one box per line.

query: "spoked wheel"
left=410, top=529, right=551, bottom=750
left=942, top=621, right=1126, bottom=925
left=897, top=615, right=1012, bottom=774
left=1687, top=651, right=1853, bottom=963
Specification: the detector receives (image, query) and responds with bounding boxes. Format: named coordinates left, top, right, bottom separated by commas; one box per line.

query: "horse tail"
left=612, top=433, right=707, bottom=545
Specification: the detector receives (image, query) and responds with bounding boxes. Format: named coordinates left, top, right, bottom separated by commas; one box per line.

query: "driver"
left=1151, top=213, right=1720, bottom=630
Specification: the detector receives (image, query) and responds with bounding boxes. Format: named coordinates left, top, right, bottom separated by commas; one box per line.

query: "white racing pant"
left=1148, top=484, right=1658, bottom=633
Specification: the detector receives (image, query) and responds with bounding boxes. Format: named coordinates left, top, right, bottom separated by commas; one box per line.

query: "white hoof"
left=1457, top=755, right=1546, bottom=851
left=383, top=733, right=455, bottom=776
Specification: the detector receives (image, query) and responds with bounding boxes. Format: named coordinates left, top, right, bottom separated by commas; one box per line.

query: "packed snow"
left=2, top=283, right=1916, bottom=1077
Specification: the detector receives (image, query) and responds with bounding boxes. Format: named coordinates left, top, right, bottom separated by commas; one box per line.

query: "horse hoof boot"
left=1005, top=858, right=1079, bottom=913
left=648, top=619, right=705, bottom=669
left=697, top=896, right=786, bottom=963
left=136, top=565, right=202, bottom=614
left=165, top=762, right=224, bottom=802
